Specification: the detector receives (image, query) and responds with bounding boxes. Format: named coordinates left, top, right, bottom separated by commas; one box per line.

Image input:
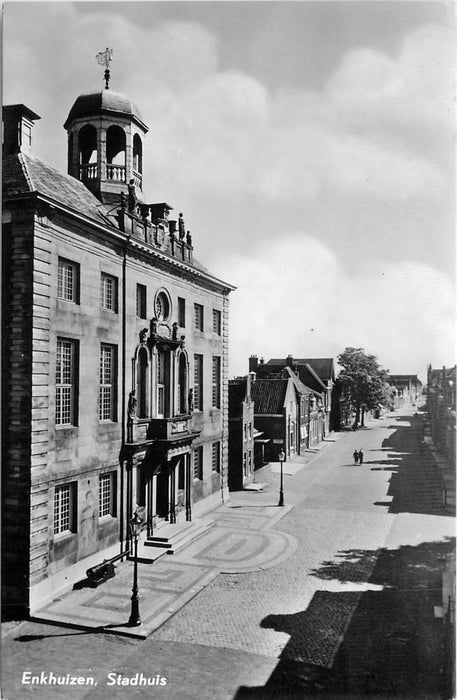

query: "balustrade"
left=106, top=164, right=126, bottom=182
left=80, top=163, right=98, bottom=180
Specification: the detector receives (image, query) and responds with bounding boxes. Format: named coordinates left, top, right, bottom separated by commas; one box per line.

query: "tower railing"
left=106, top=164, right=126, bottom=182
left=80, top=163, right=98, bottom=180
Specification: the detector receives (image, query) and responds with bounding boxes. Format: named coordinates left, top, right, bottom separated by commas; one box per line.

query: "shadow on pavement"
left=375, top=413, right=450, bottom=516
left=235, top=537, right=455, bottom=699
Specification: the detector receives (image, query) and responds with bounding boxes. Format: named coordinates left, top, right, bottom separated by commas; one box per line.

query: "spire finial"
left=96, top=48, right=113, bottom=89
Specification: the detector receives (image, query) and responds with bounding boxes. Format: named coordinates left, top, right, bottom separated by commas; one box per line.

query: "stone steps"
left=139, top=518, right=214, bottom=559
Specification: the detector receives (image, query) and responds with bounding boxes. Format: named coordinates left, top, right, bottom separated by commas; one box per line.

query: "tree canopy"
left=337, top=347, right=391, bottom=426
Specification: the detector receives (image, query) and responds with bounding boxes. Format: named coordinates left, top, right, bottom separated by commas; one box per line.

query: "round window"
left=154, top=291, right=170, bottom=321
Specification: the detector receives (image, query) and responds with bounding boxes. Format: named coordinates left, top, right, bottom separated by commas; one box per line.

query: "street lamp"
left=128, top=511, right=143, bottom=627
left=278, top=448, right=285, bottom=507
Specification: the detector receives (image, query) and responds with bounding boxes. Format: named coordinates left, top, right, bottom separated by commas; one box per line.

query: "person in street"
left=358, top=449, right=364, bottom=465
left=353, top=449, right=359, bottom=465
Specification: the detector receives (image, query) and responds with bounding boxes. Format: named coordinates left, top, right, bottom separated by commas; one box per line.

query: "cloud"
left=224, top=236, right=455, bottom=378
left=3, top=7, right=454, bottom=379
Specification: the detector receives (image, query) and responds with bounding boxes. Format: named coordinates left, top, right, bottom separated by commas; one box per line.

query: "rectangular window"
left=157, top=350, right=165, bottom=417
left=99, top=472, right=116, bottom=518
left=56, top=338, right=78, bottom=426
left=193, top=446, right=203, bottom=480
left=99, top=344, right=117, bottom=421
left=212, top=309, right=221, bottom=335
left=53, top=483, right=76, bottom=535
left=178, top=297, right=186, bottom=327
left=194, top=354, right=203, bottom=411
left=58, top=258, right=79, bottom=303
left=136, top=284, right=147, bottom=319
left=212, top=442, right=221, bottom=473
left=212, top=356, right=221, bottom=408
left=100, top=272, right=118, bottom=312
left=194, top=303, right=204, bottom=331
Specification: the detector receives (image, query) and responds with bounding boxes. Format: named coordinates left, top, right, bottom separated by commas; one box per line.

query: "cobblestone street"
left=2, top=407, right=454, bottom=699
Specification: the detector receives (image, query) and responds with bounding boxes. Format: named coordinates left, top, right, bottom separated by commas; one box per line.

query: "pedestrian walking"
left=358, top=449, right=364, bottom=465
left=353, top=449, right=359, bottom=465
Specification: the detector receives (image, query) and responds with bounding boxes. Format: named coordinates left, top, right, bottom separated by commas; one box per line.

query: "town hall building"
left=2, top=74, right=235, bottom=616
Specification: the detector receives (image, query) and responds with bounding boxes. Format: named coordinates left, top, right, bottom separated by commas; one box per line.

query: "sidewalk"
left=28, top=440, right=336, bottom=639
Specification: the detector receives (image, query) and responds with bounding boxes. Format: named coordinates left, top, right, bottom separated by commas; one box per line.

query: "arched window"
left=178, top=352, right=188, bottom=414
left=136, top=347, right=149, bottom=418
left=106, top=125, right=126, bottom=182
left=133, top=134, right=143, bottom=174
left=68, top=133, right=73, bottom=175
left=78, top=124, right=97, bottom=180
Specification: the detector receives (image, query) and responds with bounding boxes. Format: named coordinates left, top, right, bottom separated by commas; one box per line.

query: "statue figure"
left=127, top=179, right=137, bottom=212
left=127, top=390, right=137, bottom=420
left=188, top=388, right=193, bottom=413
left=172, top=322, right=178, bottom=340
left=150, top=317, right=157, bottom=335
left=139, top=327, right=148, bottom=343
left=178, top=213, right=186, bottom=240
left=120, top=192, right=127, bottom=210
left=186, top=231, right=192, bottom=246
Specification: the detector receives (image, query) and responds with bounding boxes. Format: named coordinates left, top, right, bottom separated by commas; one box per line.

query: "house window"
left=56, top=338, right=78, bottom=426
left=243, top=452, right=247, bottom=477
left=194, top=354, right=203, bottom=411
left=100, top=273, right=118, bottom=312
left=194, top=303, right=203, bottom=331
left=212, top=309, right=221, bottom=335
left=157, top=349, right=165, bottom=417
left=99, top=472, right=116, bottom=518
left=99, top=344, right=117, bottom=421
left=136, top=284, right=147, bottom=319
left=178, top=297, right=186, bottom=327
left=212, top=356, right=221, bottom=408
left=53, top=483, right=76, bottom=535
left=212, top=442, right=221, bottom=473
left=58, top=258, right=79, bottom=303
left=193, top=446, right=203, bottom=480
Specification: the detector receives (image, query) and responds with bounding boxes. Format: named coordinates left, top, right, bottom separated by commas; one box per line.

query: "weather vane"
left=96, top=48, right=113, bottom=89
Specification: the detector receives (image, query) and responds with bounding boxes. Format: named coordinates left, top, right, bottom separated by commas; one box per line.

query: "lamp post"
left=278, top=448, right=285, bottom=507
left=128, top=511, right=143, bottom=627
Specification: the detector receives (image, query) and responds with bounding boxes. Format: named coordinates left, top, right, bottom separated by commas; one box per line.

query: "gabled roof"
left=3, top=152, right=110, bottom=224
left=251, top=379, right=288, bottom=414
left=283, top=366, right=311, bottom=397
left=266, top=358, right=335, bottom=383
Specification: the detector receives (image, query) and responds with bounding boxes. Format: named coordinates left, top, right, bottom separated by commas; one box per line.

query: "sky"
left=3, top=1, right=455, bottom=381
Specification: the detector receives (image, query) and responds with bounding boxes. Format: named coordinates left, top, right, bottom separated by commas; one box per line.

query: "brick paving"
left=2, top=408, right=454, bottom=700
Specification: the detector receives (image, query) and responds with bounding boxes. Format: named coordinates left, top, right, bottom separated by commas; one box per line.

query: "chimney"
left=249, top=355, right=258, bottom=372
left=2, top=104, right=41, bottom=156
left=286, top=354, right=293, bottom=368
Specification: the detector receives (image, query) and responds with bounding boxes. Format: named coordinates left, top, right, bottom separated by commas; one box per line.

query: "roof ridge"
left=18, top=152, right=35, bottom=192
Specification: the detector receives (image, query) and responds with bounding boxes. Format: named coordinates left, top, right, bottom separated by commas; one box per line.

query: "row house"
left=249, top=354, right=333, bottom=447
left=250, top=376, right=298, bottom=462
left=426, top=365, right=456, bottom=464
left=2, top=86, right=234, bottom=616
left=228, top=374, right=258, bottom=490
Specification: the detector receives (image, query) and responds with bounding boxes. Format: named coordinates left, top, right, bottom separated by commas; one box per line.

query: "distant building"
left=389, top=374, right=423, bottom=408
left=2, top=86, right=235, bottom=616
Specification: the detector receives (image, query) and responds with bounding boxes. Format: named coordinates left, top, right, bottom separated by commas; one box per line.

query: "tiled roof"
left=266, top=357, right=335, bottom=382
left=3, top=152, right=110, bottom=224
left=259, top=361, right=325, bottom=393
left=251, top=379, right=287, bottom=414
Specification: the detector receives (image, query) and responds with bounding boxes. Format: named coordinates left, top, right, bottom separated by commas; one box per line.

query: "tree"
left=337, top=347, right=390, bottom=428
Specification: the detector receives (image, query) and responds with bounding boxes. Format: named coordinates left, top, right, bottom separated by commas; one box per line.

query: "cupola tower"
left=63, top=51, right=148, bottom=205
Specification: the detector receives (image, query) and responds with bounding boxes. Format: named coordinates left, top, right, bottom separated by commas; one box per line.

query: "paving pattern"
left=3, top=408, right=454, bottom=700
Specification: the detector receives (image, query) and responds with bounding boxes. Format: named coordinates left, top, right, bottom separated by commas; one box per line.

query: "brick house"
left=2, top=90, right=234, bottom=616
